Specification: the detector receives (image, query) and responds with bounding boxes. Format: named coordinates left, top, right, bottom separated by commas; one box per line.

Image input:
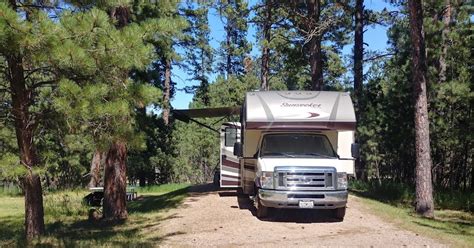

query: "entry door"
left=220, top=127, right=240, bottom=187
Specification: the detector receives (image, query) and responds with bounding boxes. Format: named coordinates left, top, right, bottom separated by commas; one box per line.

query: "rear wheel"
left=333, top=207, right=346, bottom=220
left=255, top=189, right=268, bottom=218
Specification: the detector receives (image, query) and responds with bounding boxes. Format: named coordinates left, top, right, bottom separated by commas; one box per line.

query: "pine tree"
left=0, top=0, right=65, bottom=237
left=216, top=0, right=251, bottom=77
left=283, top=1, right=351, bottom=90
left=259, top=0, right=272, bottom=91
left=409, top=0, right=434, bottom=217
left=182, top=2, right=213, bottom=104
left=52, top=7, right=160, bottom=220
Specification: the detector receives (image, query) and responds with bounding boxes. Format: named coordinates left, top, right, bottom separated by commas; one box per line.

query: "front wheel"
left=333, top=207, right=346, bottom=221
left=255, top=189, right=269, bottom=218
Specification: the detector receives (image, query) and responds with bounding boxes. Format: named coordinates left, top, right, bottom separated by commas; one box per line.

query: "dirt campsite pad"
left=153, top=184, right=446, bottom=247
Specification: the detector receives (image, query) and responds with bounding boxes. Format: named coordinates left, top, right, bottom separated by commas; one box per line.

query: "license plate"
left=298, top=200, right=314, bottom=208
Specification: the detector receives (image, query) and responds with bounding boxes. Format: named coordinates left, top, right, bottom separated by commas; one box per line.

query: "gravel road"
left=156, top=184, right=447, bottom=247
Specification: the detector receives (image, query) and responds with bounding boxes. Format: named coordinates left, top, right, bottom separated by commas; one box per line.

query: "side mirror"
left=233, top=142, right=243, bottom=157
left=351, top=143, right=360, bottom=159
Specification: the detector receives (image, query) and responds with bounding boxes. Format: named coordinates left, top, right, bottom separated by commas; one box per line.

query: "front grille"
left=275, top=167, right=336, bottom=190
left=287, top=194, right=324, bottom=199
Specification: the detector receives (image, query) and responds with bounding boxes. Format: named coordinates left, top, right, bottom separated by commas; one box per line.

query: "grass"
left=0, top=183, right=190, bottom=247
left=354, top=195, right=474, bottom=247
left=350, top=180, right=474, bottom=247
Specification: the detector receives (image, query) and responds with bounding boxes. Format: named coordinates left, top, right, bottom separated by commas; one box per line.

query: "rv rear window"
left=225, top=128, right=237, bottom=147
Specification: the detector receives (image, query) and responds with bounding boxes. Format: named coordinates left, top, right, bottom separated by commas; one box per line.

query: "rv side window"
left=225, top=128, right=237, bottom=147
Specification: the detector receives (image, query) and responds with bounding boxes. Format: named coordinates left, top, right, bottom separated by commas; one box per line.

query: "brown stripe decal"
left=222, top=155, right=240, bottom=169
left=221, top=180, right=240, bottom=186
left=222, top=174, right=240, bottom=180
left=245, top=121, right=355, bottom=131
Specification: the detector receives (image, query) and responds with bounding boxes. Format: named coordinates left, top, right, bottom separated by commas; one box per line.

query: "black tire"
left=333, top=207, right=346, bottom=220
left=255, top=190, right=269, bottom=218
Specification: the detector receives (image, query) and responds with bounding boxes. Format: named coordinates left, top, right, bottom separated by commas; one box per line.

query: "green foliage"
left=350, top=179, right=474, bottom=212
left=350, top=180, right=414, bottom=206
left=215, top=0, right=252, bottom=76
left=52, top=8, right=159, bottom=150
left=356, top=1, right=473, bottom=190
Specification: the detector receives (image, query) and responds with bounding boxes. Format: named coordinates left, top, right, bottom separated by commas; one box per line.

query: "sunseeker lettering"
left=281, top=102, right=322, bottom=108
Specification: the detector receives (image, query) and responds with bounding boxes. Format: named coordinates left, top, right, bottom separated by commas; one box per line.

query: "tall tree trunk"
left=88, top=150, right=104, bottom=188
left=103, top=141, right=128, bottom=220
left=7, top=53, right=45, bottom=238
left=102, top=5, right=130, bottom=221
left=260, top=0, right=272, bottom=91
left=307, top=0, right=323, bottom=90
left=439, top=0, right=451, bottom=83
left=408, top=0, right=435, bottom=218
left=225, top=21, right=232, bottom=77
left=354, top=0, right=364, bottom=180
left=162, top=59, right=172, bottom=125
left=23, top=173, right=44, bottom=238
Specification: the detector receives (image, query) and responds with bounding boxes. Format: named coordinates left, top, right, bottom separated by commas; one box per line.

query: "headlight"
left=337, top=172, right=347, bottom=190
left=260, top=171, right=274, bottom=189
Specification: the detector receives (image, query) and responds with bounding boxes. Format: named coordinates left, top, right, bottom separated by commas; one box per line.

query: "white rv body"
left=234, top=91, right=357, bottom=219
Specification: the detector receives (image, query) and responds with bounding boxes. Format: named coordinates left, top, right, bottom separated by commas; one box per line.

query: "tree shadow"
left=266, top=208, right=341, bottom=223
left=411, top=219, right=472, bottom=235
left=1, top=186, right=193, bottom=246
left=0, top=215, right=24, bottom=246
left=187, top=183, right=221, bottom=196
left=128, top=186, right=190, bottom=214
left=234, top=192, right=341, bottom=223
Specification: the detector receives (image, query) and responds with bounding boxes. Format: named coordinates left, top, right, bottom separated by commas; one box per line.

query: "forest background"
left=0, top=0, right=472, bottom=238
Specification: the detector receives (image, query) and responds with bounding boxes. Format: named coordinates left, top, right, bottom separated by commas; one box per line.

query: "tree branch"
left=16, top=4, right=64, bottom=10
left=364, top=53, right=395, bottom=62
left=30, top=80, right=57, bottom=89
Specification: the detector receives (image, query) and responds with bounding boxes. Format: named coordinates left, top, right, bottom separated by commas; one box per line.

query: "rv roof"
left=244, top=91, right=355, bottom=130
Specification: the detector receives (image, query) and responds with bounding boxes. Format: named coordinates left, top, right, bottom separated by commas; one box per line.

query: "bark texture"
left=88, top=150, right=105, bottom=188
left=260, top=0, right=272, bottom=91
left=439, top=0, right=451, bottom=83
left=225, top=17, right=233, bottom=76
left=162, top=59, right=172, bottom=125
left=408, top=0, right=435, bottom=218
left=307, top=0, right=323, bottom=90
left=23, top=173, right=45, bottom=238
left=103, top=141, right=128, bottom=220
left=354, top=0, right=364, bottom=180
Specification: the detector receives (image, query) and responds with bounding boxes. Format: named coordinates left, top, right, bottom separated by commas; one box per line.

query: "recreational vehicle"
left=231, top=91, right=358, bottom=220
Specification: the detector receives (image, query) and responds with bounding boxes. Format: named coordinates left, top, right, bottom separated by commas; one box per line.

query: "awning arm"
left=172, top=110, right=219, bottom=133
left=171, top=106, right=241, bottom=134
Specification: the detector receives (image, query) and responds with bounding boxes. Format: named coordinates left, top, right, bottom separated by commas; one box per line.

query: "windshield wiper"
left=302, top=152, right=336, bottom=158
left=263, top=152, right=296, bottom=158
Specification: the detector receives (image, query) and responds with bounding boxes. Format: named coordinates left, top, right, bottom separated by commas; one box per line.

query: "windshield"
left=260, top=133, right=337, bottom=158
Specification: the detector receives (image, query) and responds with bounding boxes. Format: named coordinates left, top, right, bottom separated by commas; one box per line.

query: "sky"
left=171, top=1, right=398, bottom=110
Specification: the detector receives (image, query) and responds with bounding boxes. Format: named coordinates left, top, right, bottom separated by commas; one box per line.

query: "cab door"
left=241, top=158, right=257, bottom=195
